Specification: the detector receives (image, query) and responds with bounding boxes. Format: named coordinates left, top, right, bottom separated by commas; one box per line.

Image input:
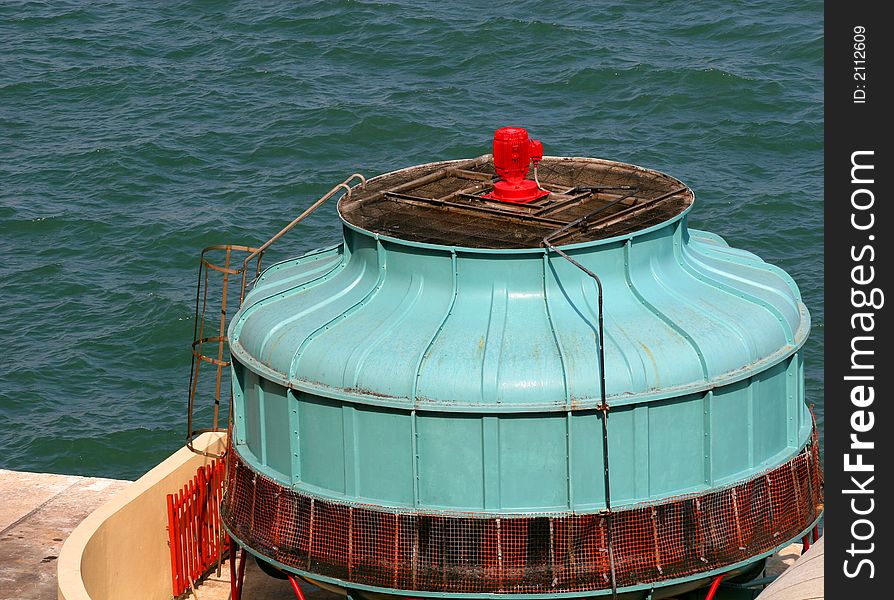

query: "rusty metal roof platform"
left=338, top=155, right=694, bottom=249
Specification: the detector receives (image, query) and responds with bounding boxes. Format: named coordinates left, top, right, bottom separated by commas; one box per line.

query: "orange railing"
left=166, top=459, right=227, bottom=596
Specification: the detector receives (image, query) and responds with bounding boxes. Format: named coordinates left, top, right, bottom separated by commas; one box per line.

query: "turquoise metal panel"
left=569, top=411, right=602, bottom=508
left=231, top=213, right=809, bottom=411
left=755, top=359, right=789, bottom=465
left=498, top=415, right=567, bottom=510
left=244, top=245, right=344, bottom=306
left=288, top=390, right=301, bottom=482
left=632, top=405, right=650, bottom=499
left=355, top=406, right=414, bottom=504
left=482, top=416, right=500, bottom=509
left=242, top=368, right=263, bottom=461
left=298, top=394, right=345, bottom=493
left=232, top=231, right=379, bottom=382
left=686, top=227, right=803, bottom=305
left=232, top=362, right=247, bottom=446
left=230, top=354, right=810, bottom=510
left=298, top=240, right=456, bottom=401
left=710, top=379, right=751, bottom=482
left=601, top=406, right=637, bottom=503
left=342, top=405, right=357, bottom=496
left=416, top=413, right=485, bottom=509
left=648, top=394, right=705, bottom=496
left=546, top=242, right=656, bottom=399
left=415, top=254, right=566, bottom=406
left=261, top=378, right=292, bottom=476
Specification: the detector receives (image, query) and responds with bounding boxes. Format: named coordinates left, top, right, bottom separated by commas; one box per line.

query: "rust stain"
left=343, top=386, right=400, bottom=399
left=640, top=342, right=660, bottom=387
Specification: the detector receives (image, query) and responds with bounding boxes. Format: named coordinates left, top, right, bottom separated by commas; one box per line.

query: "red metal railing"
left=166, top=459, right=228, bottom=597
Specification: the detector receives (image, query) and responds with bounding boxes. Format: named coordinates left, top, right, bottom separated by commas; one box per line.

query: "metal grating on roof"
left=338, top=156, right=694, bottom=249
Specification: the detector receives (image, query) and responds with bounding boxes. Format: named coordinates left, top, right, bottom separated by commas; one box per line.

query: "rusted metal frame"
left=451, top=168, right=494, bottom=181
left=731, top=488, right=745, bottom=551
left=384, top=191, right=567, bottom=227
left=186, top=253, right=210, bottom=446
left=191, top=338, right=229, bottom=366
left=765, top=474, right=775, bottom=534
left=650, top=507, right=663, bottom=575
left=362, top=155, right=491, bottom=202
left=189, top=176, right=365, bottom=457
left=307, top=497, right=315, bottom=571
left=789, top=461, right=805, bottom=525
left=586, top=186, right=690, bottom=232
left=496, top=518, right=504, bottom=588
left=411, top=517, right=419, bottom=589
left=803, top=444, right=818, bottom=520
left=541, top=239, right=616, bottom=599
left=187, top=245, right=261, bottom=458
left=455, top=191, right=551, bottom=213
left=436, top=181, right=492, bottom=202
left=392, top=512, right=400, bottom=588
left=534, top=185, right=637, bottom=217
left=531, top=190, right=600, bottom=216
left=212, top=248, right=232, bottom=430
left=542, top=190, right=640, bottom=244
left=548, top=517, right=557, bottom=587
left=348, top=506, right=354, bottom=577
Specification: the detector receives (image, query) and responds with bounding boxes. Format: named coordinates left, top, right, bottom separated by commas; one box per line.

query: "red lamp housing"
left=484, top=127, right=549, bottom=204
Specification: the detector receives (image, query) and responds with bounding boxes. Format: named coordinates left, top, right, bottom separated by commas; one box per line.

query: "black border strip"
left=825, top=2, right=892, bottom=595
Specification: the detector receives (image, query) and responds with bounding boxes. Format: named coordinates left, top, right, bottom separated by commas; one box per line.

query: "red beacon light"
left=484, top=126, right=550, bottom=204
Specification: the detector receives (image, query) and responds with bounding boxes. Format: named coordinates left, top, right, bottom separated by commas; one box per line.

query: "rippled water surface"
left=1, top=1, right=823, bottom=479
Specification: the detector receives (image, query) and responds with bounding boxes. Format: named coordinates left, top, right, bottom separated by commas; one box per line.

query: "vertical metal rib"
left=412, top=249, right=459, bottom=402
left=623, top=239, right=710, bottom=380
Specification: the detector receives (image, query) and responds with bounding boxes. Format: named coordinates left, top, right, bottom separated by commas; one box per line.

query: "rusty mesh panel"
left=221, top=436, right=822, bottom=594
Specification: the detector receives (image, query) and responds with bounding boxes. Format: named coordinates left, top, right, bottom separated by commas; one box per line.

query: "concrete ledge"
left=0, top=470, right=130, bottom=599
left=57, top=433, right=226, bottom=600
left=757, top=537, right=823, bottom=600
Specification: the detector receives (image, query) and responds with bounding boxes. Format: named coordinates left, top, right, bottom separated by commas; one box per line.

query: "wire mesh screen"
left=221, top=429, right=822, bottom=594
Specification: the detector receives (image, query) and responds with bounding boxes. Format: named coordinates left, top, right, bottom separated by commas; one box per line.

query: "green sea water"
left=1, top=1, right=823, bottom=480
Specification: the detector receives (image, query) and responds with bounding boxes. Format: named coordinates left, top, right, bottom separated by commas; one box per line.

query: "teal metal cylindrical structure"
left=221, top=156, right=822, bottom=599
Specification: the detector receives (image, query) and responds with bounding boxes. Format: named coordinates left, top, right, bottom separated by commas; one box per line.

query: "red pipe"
left=235, top=547, right=248, bottom=600
left=228, top=536, right=238, bottom=600
left=802, top=534, right=811, bottom=552
left=704, top=575, right=723, bottom=600
left=288, top=575, right=307, bottom=600
left=813, top=524, right=820, bottom=542
left=229, top=537, right=248, bottom=600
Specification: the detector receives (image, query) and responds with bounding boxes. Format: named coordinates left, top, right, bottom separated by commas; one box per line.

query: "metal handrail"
left=238, top=174, right=366, bottom=302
